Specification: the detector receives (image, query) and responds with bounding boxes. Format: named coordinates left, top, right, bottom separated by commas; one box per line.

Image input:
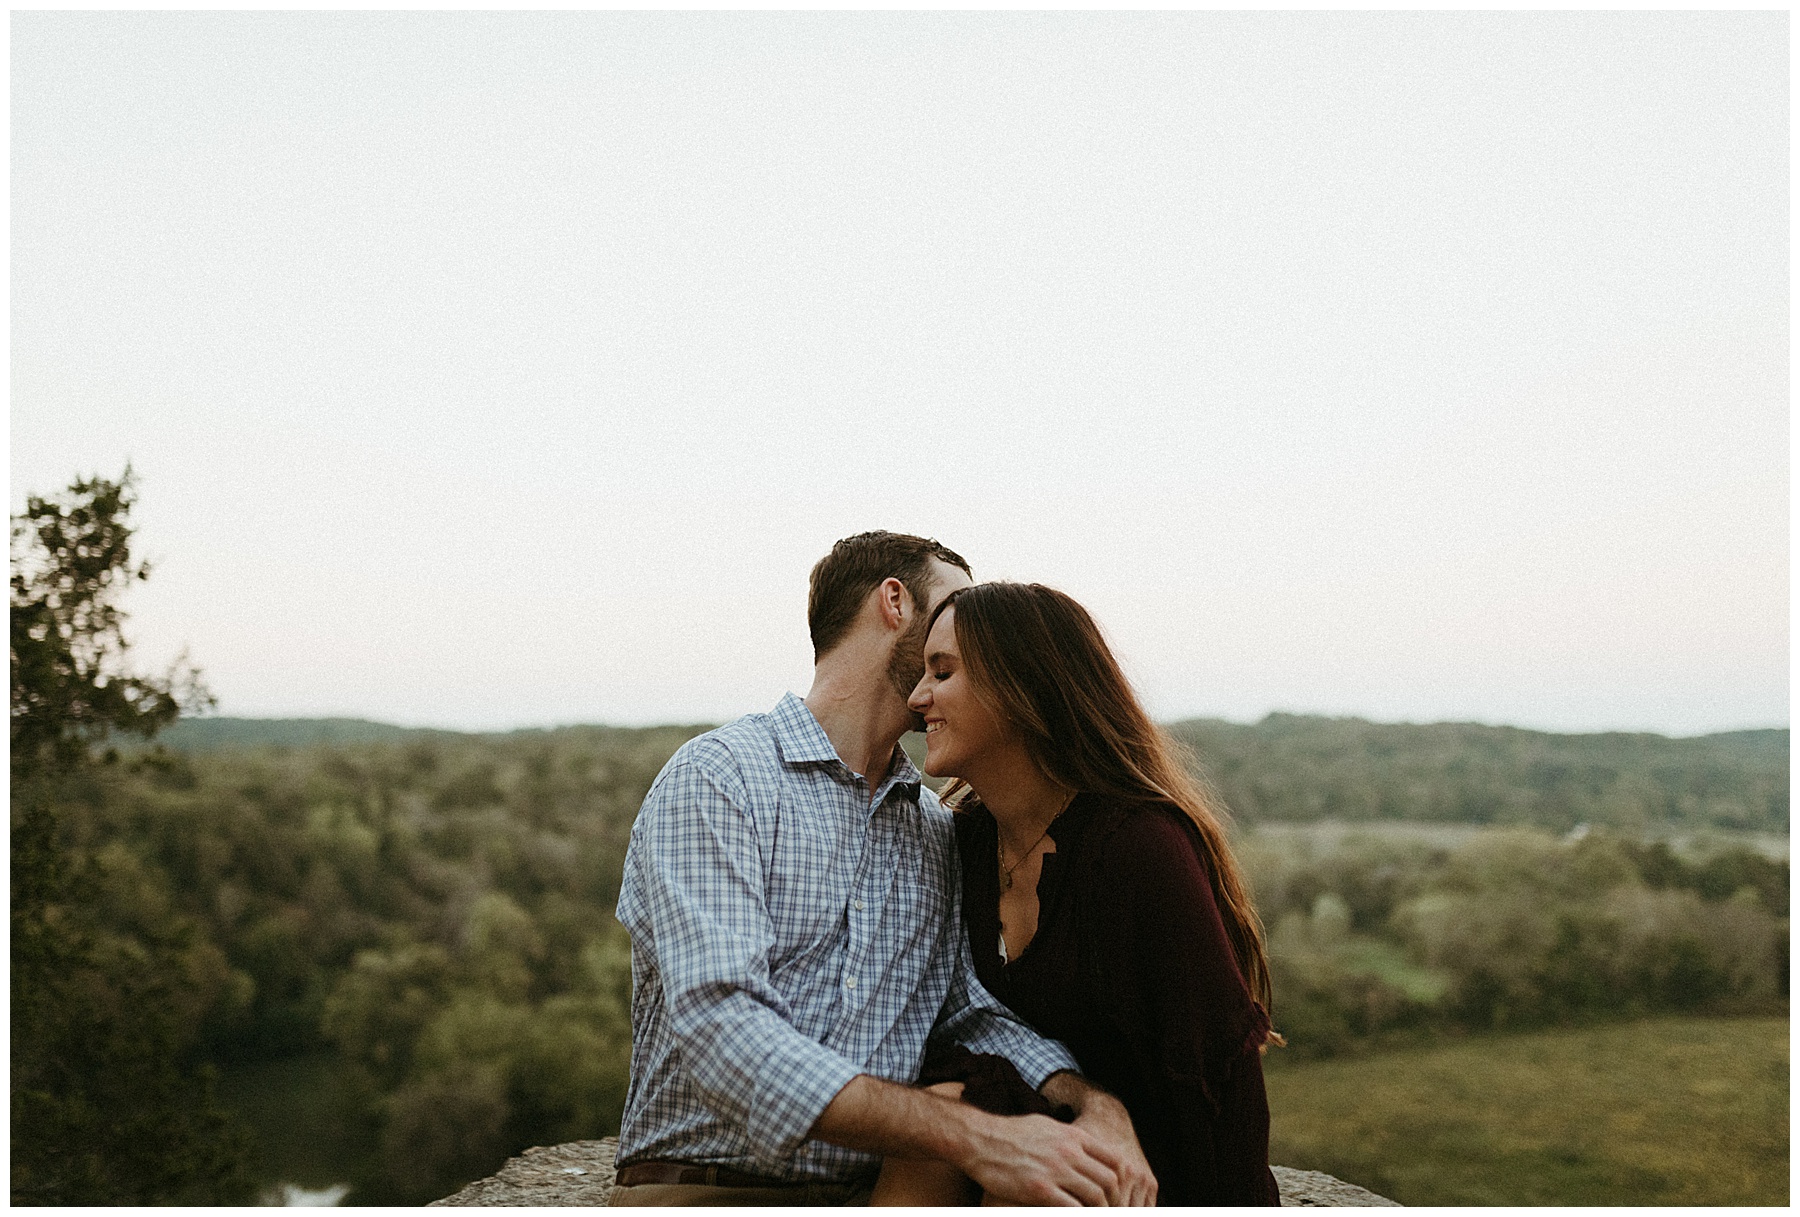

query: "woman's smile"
left=908, top=606, right=1011, bottom=779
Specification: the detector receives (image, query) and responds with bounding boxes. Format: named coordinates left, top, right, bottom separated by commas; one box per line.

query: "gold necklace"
left=997, top=791, right=1076, bottom=891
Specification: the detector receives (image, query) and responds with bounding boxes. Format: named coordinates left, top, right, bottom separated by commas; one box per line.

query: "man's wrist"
left=1038, top=1068, right=1103, bottom=1114
left=922, top=1089, right=1011, bottom=1171
left=812, top=1073, right=996, bottom=1167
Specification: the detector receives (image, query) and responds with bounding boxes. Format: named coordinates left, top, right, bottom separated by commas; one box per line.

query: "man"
left=611, top=531, right=1155, bottom=1206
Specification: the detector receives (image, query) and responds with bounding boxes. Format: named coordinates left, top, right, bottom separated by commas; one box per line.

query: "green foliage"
left=1241, top=826, right=1787, bottom=1052
left=11, top=468, right=209, bottom=777
left=311, top=898, right=633, bottom=1200
left=29, top=697, right=1787, bottom=1199
left=378, top=948, right=631, bottom=1200
left=1265, top=1015, right=1789, bottom=1205
left=1172, top=714, right=1787, bottom=832
left=73, top=719, right=1788, bottom=1201
left=10, top=811, right=253, bottom=1204
left=58, top=723, right=698, bottom=1203
left=10, top=471, right=249, bottom=1205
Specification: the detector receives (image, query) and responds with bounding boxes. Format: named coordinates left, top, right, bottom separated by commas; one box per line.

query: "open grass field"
left=1265, top=1015, right=1788, bottom=1206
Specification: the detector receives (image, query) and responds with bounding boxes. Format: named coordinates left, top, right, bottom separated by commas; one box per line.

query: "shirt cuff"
left=1008, top=1036, right=1082, bottom=1090
left=954, top=1021, right=1081, bottom=1091
left=744, top=1045, right=865, bottom=1162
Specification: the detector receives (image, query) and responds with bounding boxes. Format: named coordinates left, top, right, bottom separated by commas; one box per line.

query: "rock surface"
left=1270, top=1166, right=1402, bottom=1207
left=432, top=1138, right=1399, bottom=1206
left=432, top=1139, right=619, bottom=1207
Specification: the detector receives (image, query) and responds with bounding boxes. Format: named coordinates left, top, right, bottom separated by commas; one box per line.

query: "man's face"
left=887, top=559, right=973, bottom=728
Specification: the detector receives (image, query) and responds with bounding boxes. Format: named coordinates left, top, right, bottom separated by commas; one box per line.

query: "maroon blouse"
left=955, top=793, right=1280, bottom=1207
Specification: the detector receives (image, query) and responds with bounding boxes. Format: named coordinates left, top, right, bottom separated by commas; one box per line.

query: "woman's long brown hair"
left=929, top=581, right=1280, bottom=1038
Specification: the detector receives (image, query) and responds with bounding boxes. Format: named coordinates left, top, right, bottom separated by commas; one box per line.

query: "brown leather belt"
left=614, top=1161, right=798, bottom=1189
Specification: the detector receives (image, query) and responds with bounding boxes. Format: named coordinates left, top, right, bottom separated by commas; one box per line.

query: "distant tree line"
left=1169, top=714, right=1786, bottom=833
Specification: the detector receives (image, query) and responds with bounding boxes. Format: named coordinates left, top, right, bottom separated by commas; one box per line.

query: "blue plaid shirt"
left=614, top=693, right=1079, bottom=1182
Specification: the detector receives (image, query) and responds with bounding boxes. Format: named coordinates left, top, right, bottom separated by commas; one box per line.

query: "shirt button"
left=853, top=900, right=865, bottom=911
left=845, top=977, right=857, bottom=989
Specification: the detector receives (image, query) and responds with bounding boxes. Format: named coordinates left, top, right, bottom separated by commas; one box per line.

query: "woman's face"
left=907, top=605, right=1013, bottom=779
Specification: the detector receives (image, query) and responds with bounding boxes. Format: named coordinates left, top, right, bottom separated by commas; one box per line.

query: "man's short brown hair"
left=807, top=531, right=972, bottom=662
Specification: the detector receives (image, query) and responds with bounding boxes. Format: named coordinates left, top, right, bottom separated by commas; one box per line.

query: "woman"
left=884, top=581, right=1281, bottom=1206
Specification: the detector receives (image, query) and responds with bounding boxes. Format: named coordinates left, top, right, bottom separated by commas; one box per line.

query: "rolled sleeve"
left=624, top=750, right=864, bottom=1160
left=744, top=1036, right=863, bottom=1157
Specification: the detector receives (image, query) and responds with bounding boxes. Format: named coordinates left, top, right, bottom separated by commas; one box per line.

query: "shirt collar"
left=771, top=692, right=924, bottom=791
left=884, top=746, right=925, bottom=791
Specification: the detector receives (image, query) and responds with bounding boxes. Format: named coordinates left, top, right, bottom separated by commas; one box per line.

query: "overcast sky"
left=11, top=11, right=1788, bottom=736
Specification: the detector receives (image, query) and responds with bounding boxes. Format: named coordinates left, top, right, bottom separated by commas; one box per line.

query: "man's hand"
left=1041, top=1072, right=1158, bottom=1206
left=953, top=1109, right=1123, bottom=1206
left=812, top=1074, right=1126, bottom=1206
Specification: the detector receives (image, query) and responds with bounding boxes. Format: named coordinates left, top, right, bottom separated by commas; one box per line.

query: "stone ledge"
left=1270, top=1166, right=1401, bottom=1207
left=432, top=1138, right=1399, bottom=1206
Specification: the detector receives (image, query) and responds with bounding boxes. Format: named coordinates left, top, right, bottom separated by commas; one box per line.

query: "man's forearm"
left=809, top=1074, right=986, bottom=1161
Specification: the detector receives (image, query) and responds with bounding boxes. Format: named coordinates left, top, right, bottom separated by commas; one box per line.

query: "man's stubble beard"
left=886, top=609, right=931, bottom=733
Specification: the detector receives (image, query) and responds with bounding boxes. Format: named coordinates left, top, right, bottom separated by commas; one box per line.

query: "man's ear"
left=875, top=577, right=909, bottom=632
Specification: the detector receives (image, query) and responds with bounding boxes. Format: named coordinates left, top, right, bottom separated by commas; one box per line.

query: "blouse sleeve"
left=1093, top=805, right=1279, bottom=1205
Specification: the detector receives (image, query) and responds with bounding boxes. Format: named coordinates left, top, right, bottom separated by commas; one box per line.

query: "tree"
left=11, top=468, right=251, bottom=1204
left=11, top=468, right=207, bottom=777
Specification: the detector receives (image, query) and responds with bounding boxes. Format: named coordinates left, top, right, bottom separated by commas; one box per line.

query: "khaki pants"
left=609, top=1176, right=875, bottom=1206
